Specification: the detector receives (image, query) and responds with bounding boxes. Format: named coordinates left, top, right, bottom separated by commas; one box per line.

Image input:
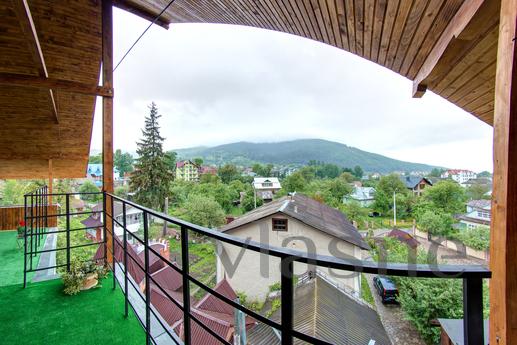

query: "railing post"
left=122, top=201, right=129, bottom=318
left=35, top=188, right=39, bottom=250
left=280, top=256, right=294, bottom=345
left=181, top=226, right=191, bottom=345
left=143, top=212, right=151, bottom=345
left=30, top=193, right=33, bottom=270
left=463, top=277, right=484, bottom=345
left=23, top=194, right=28, bottom=288
left=44, top=186, right=48, bottom=230
left=111, top=194, right=116, bottom=290
left=65, top=194, right=71, bottom=272
left=103, top=192, right=107, bottom=266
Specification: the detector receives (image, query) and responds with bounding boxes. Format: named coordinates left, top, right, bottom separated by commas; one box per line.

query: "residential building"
left=82, top=202, right=144, bottom=241
left=343, top=186, right=376, bottom=207
left=458, top=199, right=491, bottom=229
left=252, top=177, right=282, bottom=202
left=86, top=163, right=121, bottom=187
left=441, top=169, right=477, bottom=184
left=399, top=175, right=433, bottom=196
left=247, top=271, right=391, bottom=345
left=216, top=194, right=370, bottom=300
left=175, top=160, right=200, bottom=182
left=438, top=319, right=489, bottom=345
left=199, top=165, right=217, bottom=176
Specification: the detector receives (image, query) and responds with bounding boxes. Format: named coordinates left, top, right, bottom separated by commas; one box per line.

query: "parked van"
left=373, top=276, right=399, bottom=304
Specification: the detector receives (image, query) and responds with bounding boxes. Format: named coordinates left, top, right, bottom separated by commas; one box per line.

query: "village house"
left=175, top=160, right=200, bottom=182
left=216, top=193, right=370, bottom=300
left=343, top=186, right=376, bottom=207
left=441, top=169, right=477, bottom=184
left=199, top=165, right=217, bottom=176
left=86, top=163, right=120, bottom=188
left=399, top=175, right=433, bottom=196
left=457, top=199, right=491, bottom=230
left=252, top=177, right=282, bottom=203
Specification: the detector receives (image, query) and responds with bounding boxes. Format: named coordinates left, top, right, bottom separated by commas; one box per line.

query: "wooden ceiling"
left=0, top=0, right=500, bottom=178
left=117, top=0, right=499, bottom=124
left=0, top=0, right=102, bottom=178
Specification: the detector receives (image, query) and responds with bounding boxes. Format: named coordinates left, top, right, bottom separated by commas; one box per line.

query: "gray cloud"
left=90, top=9, right=493, bottom=172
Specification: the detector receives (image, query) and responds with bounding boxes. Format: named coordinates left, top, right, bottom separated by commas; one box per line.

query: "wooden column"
left=490, top=0, right=517, bottom=344
left=48, top=159, right=53, bottom=205
left=102, top=0, right=114, bottom=264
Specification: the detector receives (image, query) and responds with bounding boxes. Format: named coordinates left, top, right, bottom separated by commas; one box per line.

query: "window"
left=272, top=218, right=288, bottom=231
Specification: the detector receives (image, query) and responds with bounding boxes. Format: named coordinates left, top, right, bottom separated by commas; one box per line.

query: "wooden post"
left=102, top=0, right=114, bottom=264
left=48, top=159, right=53, bottom=206
left=490, top=1, right=517, bottom=344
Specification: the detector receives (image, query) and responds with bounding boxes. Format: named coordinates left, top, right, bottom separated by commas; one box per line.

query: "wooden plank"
left=490, top=0, right=517, bottom=343
left=335, top=0, right=350, bottom=51
left=412, top=0, right=485, bottom=96
left=309, top=0, right=332, bottom=45
left=354, top=0, right=364, bottom=56
left=363, top=0, right=375, bottom=59
left=343, top=0, right=356, bottom=54
left=113, top=0, right=170, bottom=28
left=48, top=159, right=53, bottom=205
left=325, top=0, right=343, bottom=49
left=377, top=0, right=399, bottom=64
left=0, top=73, right=113, bottom=97
left=391, top=0, right=427, bottom=73
left=370, top=0, right=387, bottom=62
left=384, top=0, right=412, bottom=69
left=398, top=0, right=445, bottom=76
left=12, top=0, right=59, bottom=122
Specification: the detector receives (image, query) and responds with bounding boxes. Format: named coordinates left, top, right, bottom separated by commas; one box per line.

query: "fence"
left=0, top=204, right=58, bottom=230
left=24, top=188, right=492, bottom=345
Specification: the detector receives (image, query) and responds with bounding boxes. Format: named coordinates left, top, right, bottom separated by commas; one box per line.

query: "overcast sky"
left=90, top=8, right=494, bottom=172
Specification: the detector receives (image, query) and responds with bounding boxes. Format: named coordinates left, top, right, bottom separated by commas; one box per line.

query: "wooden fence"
left=0, top=205, right=59, bottom=230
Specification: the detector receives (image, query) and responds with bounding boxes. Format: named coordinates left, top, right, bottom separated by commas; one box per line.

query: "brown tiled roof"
left=219, top=193, right=369, bottom=250
left=93, top=239, right=145, bottom=284
left=150, top=264, right=183, bottom=292
left=81, top=215, right=103, bottom=228
left=196, top=278, right=239, bottom=315
left=387, top=228, right=419, bottom=249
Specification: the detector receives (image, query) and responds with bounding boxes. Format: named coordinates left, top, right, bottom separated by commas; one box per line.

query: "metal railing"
left=24, top=190, right=491, bottom=345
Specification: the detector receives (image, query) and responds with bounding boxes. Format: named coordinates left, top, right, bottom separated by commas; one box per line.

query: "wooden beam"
left=412, top=0, right=485, bottom=98
left=489, top=0, right=517, bottom=343
left=102, top=0, right=114, bottom=266
left=0, top=73, right=114, bottom=97
left=48, top=159, right=53, bottom=205
left=12, top=0, right=59, bottom=121
left=113, top=0, right=170, bottom=29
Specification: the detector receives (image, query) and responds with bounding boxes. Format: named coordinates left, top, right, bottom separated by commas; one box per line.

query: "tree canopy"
left=114, top=149, right=134, bottom=178
left=130, top=102, right=173, bottom=210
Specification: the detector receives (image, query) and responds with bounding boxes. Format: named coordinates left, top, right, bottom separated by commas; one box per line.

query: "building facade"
left=175, top=160, right=200, bottom=182
left=441, top=169, right=478, bottom=184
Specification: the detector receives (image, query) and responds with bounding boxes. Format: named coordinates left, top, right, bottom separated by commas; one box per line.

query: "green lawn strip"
left=0, top=231, right=48, bottom=287
left=0, top=274, right=145, bottom=345
left=360, top=273, right=375, bottom=307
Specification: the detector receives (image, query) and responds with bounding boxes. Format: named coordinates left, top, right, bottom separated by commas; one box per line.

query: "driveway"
left=364, top=273, right=425, bottom=345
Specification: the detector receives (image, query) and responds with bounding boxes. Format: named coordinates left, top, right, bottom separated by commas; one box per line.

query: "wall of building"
left=216, top=213, right=362, bottom=301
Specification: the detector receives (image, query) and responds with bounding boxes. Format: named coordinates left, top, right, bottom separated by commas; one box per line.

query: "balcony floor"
left=0, top=231, right=146, bottom=345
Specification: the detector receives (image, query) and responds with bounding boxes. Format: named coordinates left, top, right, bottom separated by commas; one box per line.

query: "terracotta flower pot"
left=81, top=272, right=98, bottom=290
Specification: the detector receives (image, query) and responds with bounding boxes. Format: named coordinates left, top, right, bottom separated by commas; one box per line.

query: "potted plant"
left=62, top=259, right=108, bottom=295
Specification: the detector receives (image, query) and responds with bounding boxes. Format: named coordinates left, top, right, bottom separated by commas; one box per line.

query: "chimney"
left=226, top=216, right=235, bottom=224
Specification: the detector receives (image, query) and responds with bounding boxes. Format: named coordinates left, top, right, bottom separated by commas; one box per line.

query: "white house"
left=216, top=193, right=370, bottom=301
left=89, top=202, right=143, bottom=239
left=458, top=199, right=491, bottom=229
left=441, top=169, right=477, bottom=184
left=252, top=177, right=282, bottom=202
left=343, top=186, right=376, bottom=207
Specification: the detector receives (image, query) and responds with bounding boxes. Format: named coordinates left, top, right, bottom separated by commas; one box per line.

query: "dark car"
left=373, top=276, right=399, bottom=304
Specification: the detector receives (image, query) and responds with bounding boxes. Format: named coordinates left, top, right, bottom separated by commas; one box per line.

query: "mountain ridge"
left=173, top=139, right=441, bottom=173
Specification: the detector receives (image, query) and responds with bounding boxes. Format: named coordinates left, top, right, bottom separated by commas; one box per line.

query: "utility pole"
left=393, top=191, right=397, bottom=227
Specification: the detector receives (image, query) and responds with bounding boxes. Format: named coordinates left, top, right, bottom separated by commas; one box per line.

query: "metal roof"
left=219, top=193, right=370, bottom=250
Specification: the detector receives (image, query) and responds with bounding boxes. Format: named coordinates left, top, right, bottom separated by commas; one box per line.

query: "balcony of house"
left=0, top=187, right=490, bottom=345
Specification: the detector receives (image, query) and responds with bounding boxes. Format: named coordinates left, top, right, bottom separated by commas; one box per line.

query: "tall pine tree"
left=130, top=102, right=172, bottom=210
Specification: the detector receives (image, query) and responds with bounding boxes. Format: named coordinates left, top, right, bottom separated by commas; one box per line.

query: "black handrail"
left=23, top=190, right=491, bottom=345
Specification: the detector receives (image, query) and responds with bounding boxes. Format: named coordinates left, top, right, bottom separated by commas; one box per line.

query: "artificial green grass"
left=0, top=230, right=46, bottom=287
left=0, top=275, right=145, bottom=345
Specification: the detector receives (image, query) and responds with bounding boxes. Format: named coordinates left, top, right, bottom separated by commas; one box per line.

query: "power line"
left=113, top=0, right=176, bottom=72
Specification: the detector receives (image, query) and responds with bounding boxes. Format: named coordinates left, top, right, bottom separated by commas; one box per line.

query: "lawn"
left=0, top=230, right=46, bottom=287
left=361, top=273, right=375, bottom=307
left=0, top=275, right=145, bottom=345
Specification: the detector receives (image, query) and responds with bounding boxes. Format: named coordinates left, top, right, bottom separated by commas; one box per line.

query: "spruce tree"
left=130, top=102, right=172, bottom=210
